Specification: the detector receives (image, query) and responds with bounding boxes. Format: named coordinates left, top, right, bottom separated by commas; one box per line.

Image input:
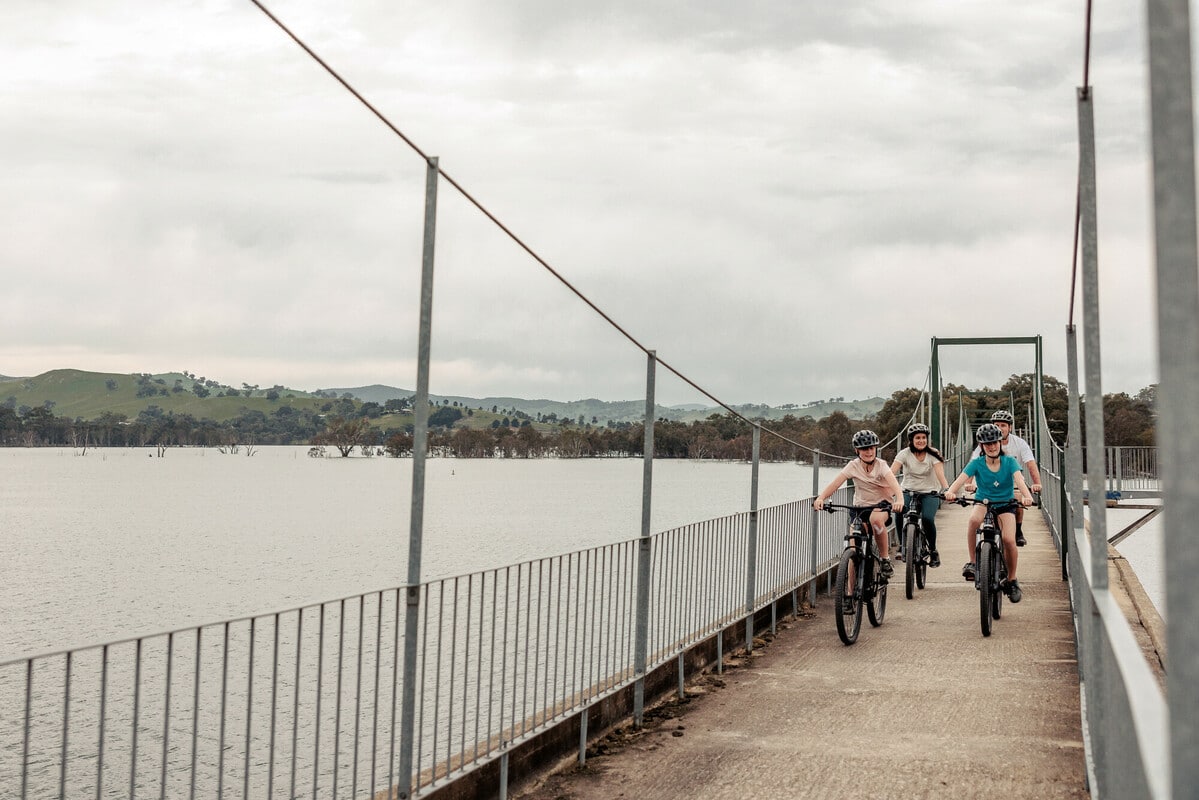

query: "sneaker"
left=1016, top=531, right=1027, bottom=547
left=1005, top=580, right=1023, bottom=603
left=929, top=551, right=941, bottom=568
left=962, top=562, right=975, bottom=581
left=896, top=551, right=905, bottom=562
left=880, top=558, right=894, bottom=579
left=841, top=596, right=856, bottom=615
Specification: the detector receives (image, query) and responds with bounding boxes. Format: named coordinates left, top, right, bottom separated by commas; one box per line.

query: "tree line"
left=0, top=373, right=1157, bottom=458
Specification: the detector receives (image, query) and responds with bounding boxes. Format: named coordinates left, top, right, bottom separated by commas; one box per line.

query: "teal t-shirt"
left=964, top=455, right=1021, bottom=503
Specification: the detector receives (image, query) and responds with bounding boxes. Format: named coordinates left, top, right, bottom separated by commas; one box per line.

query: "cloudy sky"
left=0, top=1, right=1165, bottom=406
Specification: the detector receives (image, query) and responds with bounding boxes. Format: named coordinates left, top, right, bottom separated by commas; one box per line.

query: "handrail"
left=0, top=483, right=851, bottom=799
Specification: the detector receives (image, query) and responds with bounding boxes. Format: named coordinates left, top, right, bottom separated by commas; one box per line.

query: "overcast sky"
left=0, top=2, right=1167, bottom=406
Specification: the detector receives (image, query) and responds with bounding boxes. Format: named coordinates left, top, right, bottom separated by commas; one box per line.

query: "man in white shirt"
left=969, top=410, right=1042, bottom=546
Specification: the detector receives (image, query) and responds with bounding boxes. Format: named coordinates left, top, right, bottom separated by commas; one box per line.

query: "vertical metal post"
left=1077, top=89, right=1110, bottom=797
left=397, top=156, right=439, bottom=800
left=1034, top=335, right=1044, bottom=464
left=930, top=340, right=941, bottom=450
left=1146, top=1, right=1199, bottom=793
left=744, top=425, right=761, bottom=652
left=1078, top=90, right=1107, bottom=588
left=632, top=351, right=656, bottom=726
left=808, top=452, right=821, bottom=607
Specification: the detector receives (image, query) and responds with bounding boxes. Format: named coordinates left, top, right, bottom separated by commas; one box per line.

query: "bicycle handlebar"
left=818, top=500, right=893, bottom=514
left=950, top=497, right=1023, bottom=509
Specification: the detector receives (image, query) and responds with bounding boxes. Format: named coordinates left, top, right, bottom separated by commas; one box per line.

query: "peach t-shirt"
left=837, top=457, right=897, bottom=505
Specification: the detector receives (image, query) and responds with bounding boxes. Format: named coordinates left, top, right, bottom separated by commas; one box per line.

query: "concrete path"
left=515, top=504, right=1089, bottom=800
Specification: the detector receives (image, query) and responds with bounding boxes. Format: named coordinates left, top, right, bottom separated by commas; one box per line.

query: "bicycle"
left=899, top=491, right=943, bottom=600
left=820, top=501, right=892, bottom=645
left=952, top=497, right=1019, bottom=637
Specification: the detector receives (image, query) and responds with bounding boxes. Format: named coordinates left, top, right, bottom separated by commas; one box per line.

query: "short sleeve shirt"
left=837, top=457, right=897, bottom=506
left=963, top=455, right=1022, bottom=503
left=971, top=433, right=1035, bottom=465
left=893, top=448, right=943, bottom=492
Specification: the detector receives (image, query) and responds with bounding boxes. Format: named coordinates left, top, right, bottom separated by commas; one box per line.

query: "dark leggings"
left=895, top=492, right=941, bottom=550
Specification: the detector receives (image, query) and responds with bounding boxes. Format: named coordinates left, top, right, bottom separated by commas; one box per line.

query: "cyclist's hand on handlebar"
left=944, top=490, right=957, bottom=503
left=1020, top=496, right=1033, bottom=507
left=813, top=497, right=825, bottom=511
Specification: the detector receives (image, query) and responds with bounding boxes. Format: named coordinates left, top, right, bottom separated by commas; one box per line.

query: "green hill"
left=1, top=369, right=331, bottom=423
left=2, top=369, right=885, bottom=428
left=321, top=384, right=885, bottom=425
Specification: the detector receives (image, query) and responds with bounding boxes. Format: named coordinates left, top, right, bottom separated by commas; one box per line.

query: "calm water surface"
left=1, top=447, right=821, bottom=657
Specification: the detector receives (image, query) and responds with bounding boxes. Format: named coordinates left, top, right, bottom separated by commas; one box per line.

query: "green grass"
left=2, top=369, right=332, bottom=423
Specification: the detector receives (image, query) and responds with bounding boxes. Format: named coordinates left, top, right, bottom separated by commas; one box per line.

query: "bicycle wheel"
left=867, top=574, right=888, bottom=627
left=835, top=548, right=864, bottom=645
left=904, top=522, right=918, bottom=599
left=915, top=530, right=928, bottom=590
left=977, top=543, right=994, bottom=637
left=992, top=551, right=1005, bottom=620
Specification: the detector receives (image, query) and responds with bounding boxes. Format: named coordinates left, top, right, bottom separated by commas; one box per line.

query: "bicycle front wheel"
left=835, top=548, right=864, bottom=645
left=915, top=530, right=928, bottom=590
left=867, top=561, right=888, bottom=627
left=904, top=523, right=917, bottom=599
left=992, top=551, right=1005, bottom=620
left=978, top=543, right=994, bottom=637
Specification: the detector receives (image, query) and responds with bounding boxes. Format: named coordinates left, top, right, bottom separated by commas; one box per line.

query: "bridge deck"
left=516, top=503, right=1089, bottom=799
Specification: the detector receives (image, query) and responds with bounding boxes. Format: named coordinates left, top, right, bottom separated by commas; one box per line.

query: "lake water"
left=0, top=447, right=824, bottom=659
left=1103, top=504, right=1166, bottom=620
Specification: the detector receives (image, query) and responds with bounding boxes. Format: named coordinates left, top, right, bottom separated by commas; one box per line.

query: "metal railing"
left=1039, top=433, right=1168, bottom=799
left=0, top=484, right=850, bottom=799
left=1079, top=446, right=1161, bottom=497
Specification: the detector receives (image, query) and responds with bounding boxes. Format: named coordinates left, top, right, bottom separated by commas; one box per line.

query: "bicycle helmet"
left=976, top=423, right=1004, bottom=444
left=906, top=423, right=931, bottom=443
left=851, top=429, right=880, bottom=449
left=990, top=410, right=1015, bottom=425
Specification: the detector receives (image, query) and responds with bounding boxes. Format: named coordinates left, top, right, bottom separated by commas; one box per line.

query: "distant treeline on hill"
left=0, top=370, right=1157, bottom=458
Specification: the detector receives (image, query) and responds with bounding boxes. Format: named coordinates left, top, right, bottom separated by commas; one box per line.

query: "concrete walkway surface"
left=514, top=504, right=1090, bottom=800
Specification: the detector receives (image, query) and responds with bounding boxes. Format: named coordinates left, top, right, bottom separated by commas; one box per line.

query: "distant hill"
left=1, top=369, right=884, bottom=427
left=1, top=369, right=330, bottom=423
left=320, top=384, right=885, bottom=425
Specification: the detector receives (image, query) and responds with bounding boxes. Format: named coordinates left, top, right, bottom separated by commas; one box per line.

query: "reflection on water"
left=1, top=447, right=819, bottom=657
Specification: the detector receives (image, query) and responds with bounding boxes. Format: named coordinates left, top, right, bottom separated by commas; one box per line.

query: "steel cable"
left=248, top=0, right=847, bottom=458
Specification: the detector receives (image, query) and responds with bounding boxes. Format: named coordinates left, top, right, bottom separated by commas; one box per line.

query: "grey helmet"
left=990, top=409, right=1015, bottom=425
left=976, top=423, right=1004, bottom=444
left=906, top=423, right=931, bottom=444
left=851, top=429, right=880, bottom=449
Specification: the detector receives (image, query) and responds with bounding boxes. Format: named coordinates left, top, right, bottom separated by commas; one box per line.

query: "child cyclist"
left=890, top=423, right=950, bottom=567
left=813, top=430, right=904, bottom=579
left=944, top=423, right=1035, bottom=602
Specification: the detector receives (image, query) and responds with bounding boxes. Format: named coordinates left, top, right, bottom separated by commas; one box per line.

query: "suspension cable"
left=249, top=0, right=848, bottom=458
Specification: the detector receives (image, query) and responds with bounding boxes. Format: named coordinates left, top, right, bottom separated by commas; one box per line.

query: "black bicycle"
left=900, top=491, right=943, bottom=600
left=821, top=501, right=892, bottom=645
left=954, top=497, right=1018, bottom=637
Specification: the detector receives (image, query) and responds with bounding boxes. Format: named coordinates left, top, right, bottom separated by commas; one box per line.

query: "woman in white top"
left=890, top=423, right=950, bottom=567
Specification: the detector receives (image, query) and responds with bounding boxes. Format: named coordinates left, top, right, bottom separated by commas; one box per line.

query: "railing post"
left=1078, top=89, right=1108, bottom=590
left=1146, top=0, right=1199, bottom=793
left=632, top=351, right=656, bottom=726
left=745, top=425, right=761, bottom=652
left=808, top=451, right=821, bottom=608
left=397, top=156, right=439, bottom=800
